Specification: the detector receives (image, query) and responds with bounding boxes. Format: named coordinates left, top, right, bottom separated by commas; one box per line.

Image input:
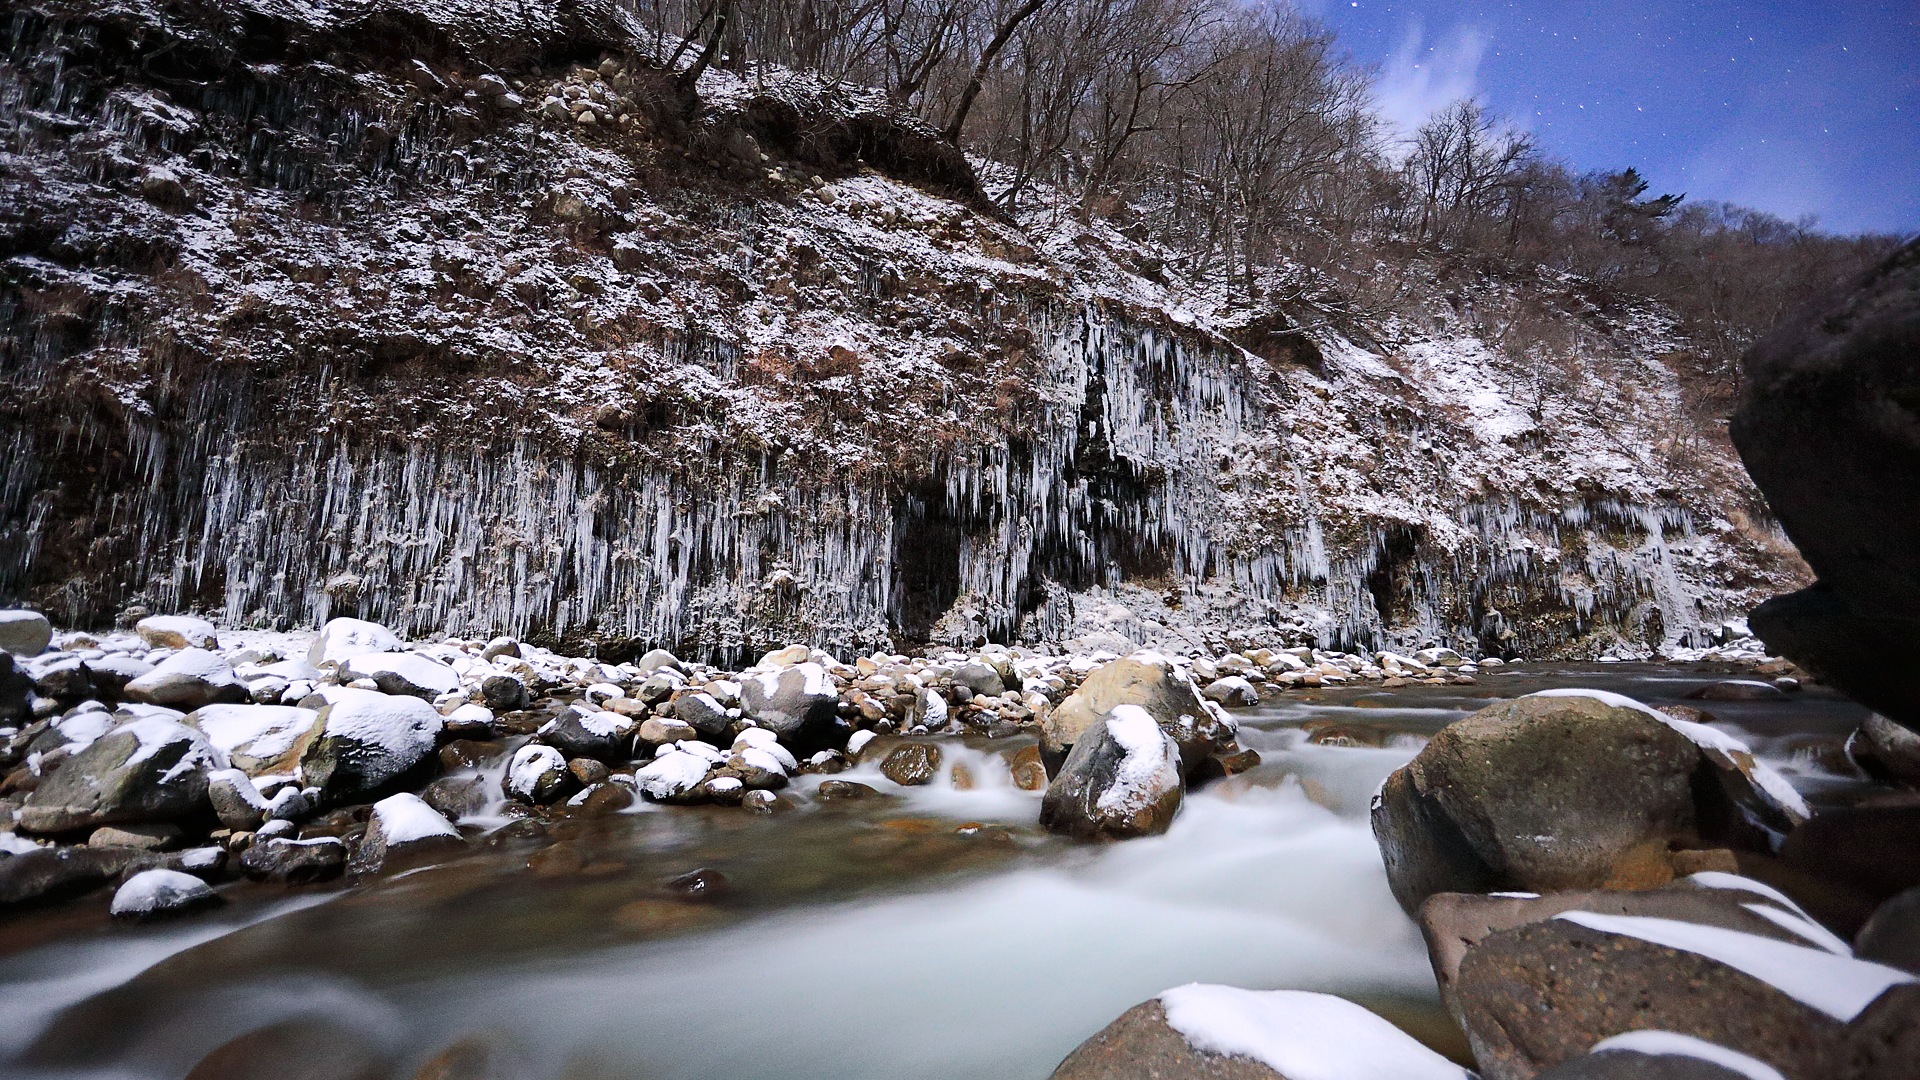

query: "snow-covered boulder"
left=1042, top=652, right=1230, bottom=778
left=122, top=648, right=247, bottom=710
left=298, top=687, right=442, bottom=804
left=0, top=609, right=52, bottom=656
left=536, top=705, right=638, bottom=762
left=1051, top=984, right=1470, bottom=1080
left=1039, top=705, right=1184, bottom=841
left=635, top=746, right=715, bottom=804
left=1201, top=676, right=1259, bottom=707
left=340, top=651, right=462, bottom=699
left=110, top=868, right=220, bottom=920
left=185, top=703, right=320, bottom=775
left=348, top=792, right=464, bottom=877
left=134, top=615, right=219, bottom=650
left=502, top=744, right=571, bottom=804
left=739, top=662, right=839, bottom=750
left=306, top=617, right=402, bottom=668
left=19, top=718, right=225, bottom=833
left=634, top=648, right=681, bottom=674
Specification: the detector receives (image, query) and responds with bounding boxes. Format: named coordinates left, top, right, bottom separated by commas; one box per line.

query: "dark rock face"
left=1856, top=886, right=1920, bottom=975
left=237, top=837, right=346, bottom=884
left=1733, top=239, right=1920, bottom=731
left=1048, top=1000, right=1283, bottom=1080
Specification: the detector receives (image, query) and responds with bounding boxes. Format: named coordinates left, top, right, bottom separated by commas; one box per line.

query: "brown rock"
left=880, top=743, right=942, bottom=786
left=185, top=1019, right=388, bottom=1080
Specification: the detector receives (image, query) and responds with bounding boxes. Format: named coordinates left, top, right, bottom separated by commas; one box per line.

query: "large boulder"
left=1731, top=239, right=1920, bottom=732
left=739, top=662, right=840, bottom=751
left=1040, top=705, right=1184, bottom=841
left=1372, top=691, right=1806, bottom=915
left=1043, top=652, right=1235, bottom=778
left=185, top=703, right=321, bottom=775
left=1452, top=898, right=1917, bottom=1080
left=501, top=744, right=572, bottom=804
left=1050, top=986, right=1470, bottom=1080
left=0, top=609, right=52, bottom=656
left=347, top=792, right=464, bottom=877
left=1857, top=886, right=1920, bottom=975
left=18, top=718, right=224, bottom=834
left=0, top=844, right=201, bottom=909
left=339, top=652, right=461, bottom=699
left=122, top=649, right=248, bottom=710
left=298, top=687, right=443, bottom=804
left=306, top=617, right=403, bottom=668
left=134, top=615, right=219, bottom=650
left=238, top=836, right=346, bottom=884
left=1418, top=874, right=1855, bottom=1018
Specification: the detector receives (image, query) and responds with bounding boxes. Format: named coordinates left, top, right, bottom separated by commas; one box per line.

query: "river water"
left=0, top=663, right=1869, bottom=1079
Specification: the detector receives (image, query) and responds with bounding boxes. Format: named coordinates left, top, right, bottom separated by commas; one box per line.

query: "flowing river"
left=0, top=664, right=1870, bottom=1079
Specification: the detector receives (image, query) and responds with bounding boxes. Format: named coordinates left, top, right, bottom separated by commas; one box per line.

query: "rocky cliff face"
left=0, top=0, right=1802, bottom=662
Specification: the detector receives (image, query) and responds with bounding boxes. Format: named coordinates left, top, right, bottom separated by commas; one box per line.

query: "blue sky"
left=1295, top=1, right=1919, bottom=236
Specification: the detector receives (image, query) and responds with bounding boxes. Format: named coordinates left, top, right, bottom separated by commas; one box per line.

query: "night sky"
left=1297, top=1, right=1919, bottom=236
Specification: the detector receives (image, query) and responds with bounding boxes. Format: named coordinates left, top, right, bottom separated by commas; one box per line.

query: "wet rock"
left=341, top=652, right=461, bottom=699
left=1050, top=987, right=1470, bottom=1080
left=1733, top=240, right=1920, bottom=732
left=307, top=617, right=402, bottom=668
left=1003, top=743, right=1049, bottom=791
left=438, top=738, right=507, bottom=772
left=574, top=781, right=634, bottom=816
left=880, top=743, right=942, bottom=786
left=186, top=704, right=321, bottom=775
left=1848, top=714, right=1920, bottom=787
left=503, top=744, right=573, bottom=804
left=742, top=788, right=793, bottom=813
left=1686, top=679, right=1788, bottom=702
left=671, top=691, right=732, bottom=737
left=0, top=610, right=52, bottom=656
left=237, top=836, right=346, bottom=884
left=348, top=792, right=464, bottom=877
left=183, top=1018, right=389, bottom=1080
left=88, top=822, right=184, bottom=850
left=568, top=757, right=610, bottom=786
left=1043, top=653, right=1229, bottom=779
left=536, top=706, right=637, bottom=762
left=479, top=673, right=530, bottom=712
left=1040, top=705, right=1184, bottom=841
left=740, top=662, right=840, bottom=751
left=134, top=614, right=218, bottom=650
left=420, top=775, right=491, bottom=820
left=123, top=648, right=248, bottom=710
left=1370, top=692, right=1792, bottom=915
left=19, top=718, right=224, bottom=833
left=1202, top=676, right=1260, bottom=707
left=1776, top=798, right=1920, bottom=926
left=110, top=868, right=221, bottom=920
left=665, top=867, right=730, bottom=900
left=816, top=779, right=881, bottom=801
left=0, top=845, right=182, bottom=908
left=299, top=688, right=443, bottom=805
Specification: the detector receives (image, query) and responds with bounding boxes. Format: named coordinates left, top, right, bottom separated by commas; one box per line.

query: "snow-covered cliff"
left=0, top=0, right=1803, bottom=661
